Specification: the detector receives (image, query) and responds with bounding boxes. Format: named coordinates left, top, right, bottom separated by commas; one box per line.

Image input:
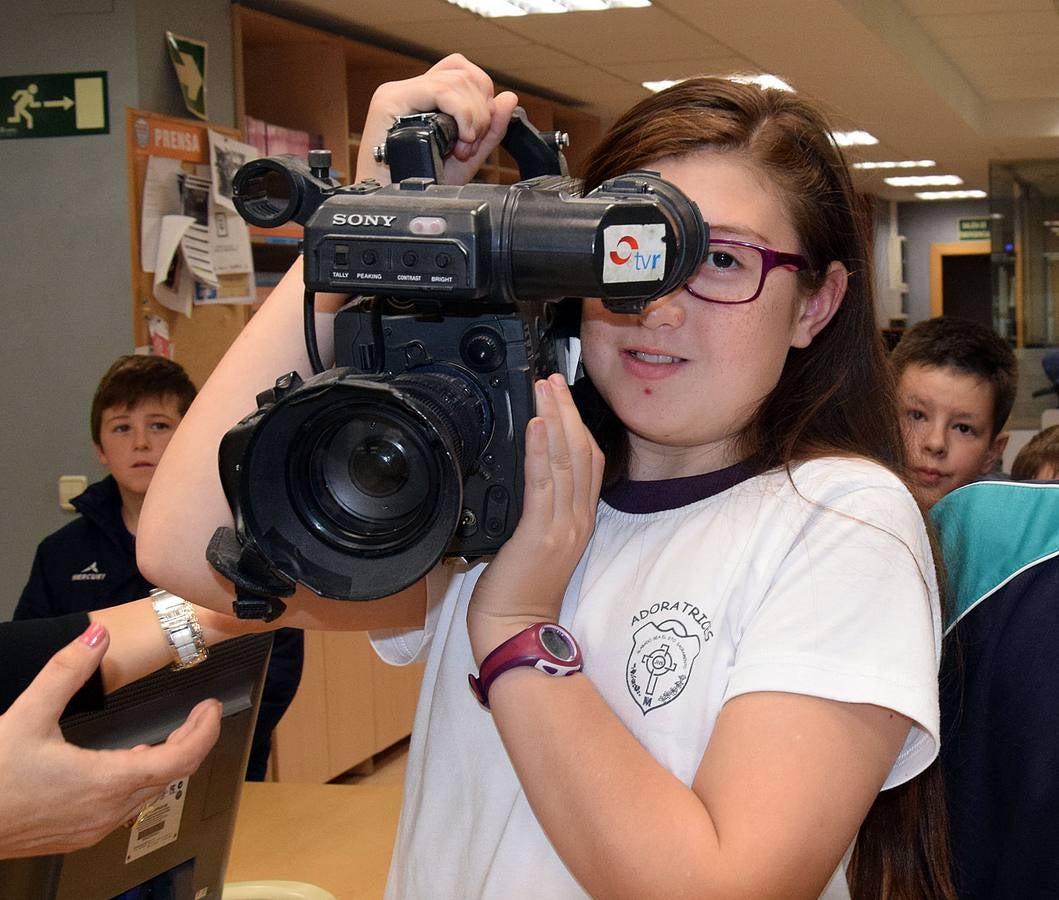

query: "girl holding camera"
left=141, top=55, right=952, bottom=898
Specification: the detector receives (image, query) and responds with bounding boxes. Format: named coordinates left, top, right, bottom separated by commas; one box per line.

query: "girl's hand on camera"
left=467, top=374, right=604, bottom=665
left=356, top=53, right=518, bottom=187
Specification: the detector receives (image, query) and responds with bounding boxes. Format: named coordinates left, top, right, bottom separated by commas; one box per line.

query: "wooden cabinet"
left=270, top=585, right=427, bottom=783
left=270, top=630, right=426, bottom=783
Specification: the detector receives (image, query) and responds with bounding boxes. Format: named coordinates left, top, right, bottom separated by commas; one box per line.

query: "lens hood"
left=228, top=368, right=475, bottom=600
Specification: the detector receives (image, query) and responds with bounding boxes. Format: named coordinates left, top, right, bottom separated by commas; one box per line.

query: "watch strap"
left=469, top=622, right=583, bottom=709
left=150, top=588, right=208, bottom=670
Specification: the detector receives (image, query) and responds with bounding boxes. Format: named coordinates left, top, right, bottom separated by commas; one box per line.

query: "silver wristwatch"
left=150, top=588, right=208, bottom=670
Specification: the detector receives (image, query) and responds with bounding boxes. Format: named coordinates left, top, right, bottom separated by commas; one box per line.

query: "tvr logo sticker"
left=602, top=224, right=666, bottom=284
left=626, top=619, right=701, bottom=714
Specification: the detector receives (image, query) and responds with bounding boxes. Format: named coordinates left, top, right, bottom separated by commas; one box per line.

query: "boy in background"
left=17, top=355, right=195, bottom=614
left=891, top=315, right=1017, bottom=507
left=1011, top=424, right=1059, bottom=481
left=14, top=355, right=302, bottom=781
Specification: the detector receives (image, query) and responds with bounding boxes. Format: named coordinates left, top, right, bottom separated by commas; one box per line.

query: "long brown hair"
left=577, top=77, right=955, bottom=898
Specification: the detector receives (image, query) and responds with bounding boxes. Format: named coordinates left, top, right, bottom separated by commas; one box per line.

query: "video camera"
left=208, top=108, right=707, bottom=620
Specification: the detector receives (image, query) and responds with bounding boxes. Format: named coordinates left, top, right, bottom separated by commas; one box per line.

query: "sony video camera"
left=208, top=109, right=707, bottom=620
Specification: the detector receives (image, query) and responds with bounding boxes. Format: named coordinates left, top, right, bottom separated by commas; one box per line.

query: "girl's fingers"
left=431, top=53, right=496, bottom=105
left=426, top=55, right=496, bottom=144
left=535, top=379, right=575, bottom=518
left=520, top=414, right=554, bottom=531
left=547, top=373, right=599, bottom=511
left=543, top=374, right=601, bottom=516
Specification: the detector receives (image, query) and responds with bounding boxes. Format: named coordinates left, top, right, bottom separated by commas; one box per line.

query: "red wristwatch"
left=469, top=622, right=583, bottom=709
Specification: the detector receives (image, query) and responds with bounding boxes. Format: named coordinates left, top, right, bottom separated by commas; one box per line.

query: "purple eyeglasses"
left=684, top=239, right=810, bottom=304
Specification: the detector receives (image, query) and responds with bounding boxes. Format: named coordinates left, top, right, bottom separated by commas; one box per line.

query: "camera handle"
left=500, top=107, right=568, bottom=179
left=302, top=108, right=569, bottom=375
left=375, top=106, right=568, bottom=185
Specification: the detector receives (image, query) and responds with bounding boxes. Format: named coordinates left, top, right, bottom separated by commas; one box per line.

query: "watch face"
left=540, top=625, right=575, bottom=661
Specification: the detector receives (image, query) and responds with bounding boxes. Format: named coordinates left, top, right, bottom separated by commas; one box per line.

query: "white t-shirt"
left=372, top=456, right=942, bottom=899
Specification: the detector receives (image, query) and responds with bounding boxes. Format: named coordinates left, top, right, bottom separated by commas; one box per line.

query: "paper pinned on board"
left=140, top=155, right=184, bottom=273
left=208, top=129, right=259, bottom=213
left=152, top=215, right=196, bottom=317
left=178, top=172, right=217, bottom=286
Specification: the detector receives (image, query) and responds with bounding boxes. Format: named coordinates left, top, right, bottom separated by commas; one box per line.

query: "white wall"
left=872, top=198, right=903, bottom=329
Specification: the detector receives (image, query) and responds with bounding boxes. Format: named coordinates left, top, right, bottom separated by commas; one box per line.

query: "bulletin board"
left=125, top=108, right=253, bottom=388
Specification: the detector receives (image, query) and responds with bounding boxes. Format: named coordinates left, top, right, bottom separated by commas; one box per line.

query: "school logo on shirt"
left=71, top=561, right=106, bottom=582
left=626, top=614, right=705, bottom=714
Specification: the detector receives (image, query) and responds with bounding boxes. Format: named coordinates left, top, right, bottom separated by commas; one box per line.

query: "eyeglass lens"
left=686, top=242, right=764, bottom=303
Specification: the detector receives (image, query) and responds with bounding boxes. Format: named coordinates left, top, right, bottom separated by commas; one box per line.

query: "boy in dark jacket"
left=15, top=355, right=303, bottom=780
left=17, top=355, right=194, bottom=615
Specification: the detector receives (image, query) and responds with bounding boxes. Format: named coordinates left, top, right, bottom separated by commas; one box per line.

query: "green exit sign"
left=0, top=71, right=108, bottom=140
left=959, top=217, right=990, bottom=240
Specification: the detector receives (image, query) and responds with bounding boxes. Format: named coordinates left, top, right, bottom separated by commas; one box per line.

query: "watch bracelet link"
left=150, top=588, right=208, bottom=670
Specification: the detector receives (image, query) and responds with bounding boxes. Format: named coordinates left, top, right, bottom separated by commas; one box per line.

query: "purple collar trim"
left=601, top=460, right=758, bottom=514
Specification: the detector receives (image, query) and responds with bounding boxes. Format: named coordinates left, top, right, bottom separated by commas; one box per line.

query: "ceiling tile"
left=597, top=55, right=760, bottom=83
left=915, top=10, right=1059, bottom=37
left=498, top=64, right=629, bottom=93
left=935, top=32, right=1059, bottom=59
left=385, top=18, right=533, bottom=51
left=463, top=43, right=586, bottom=72
left=284, top=0, right=471, bottom=24
left=900, top=0, right=1052, bottom=13
left=963, top=61, right=1059, bottom=100
left=497, top=7, right=730, bottom=62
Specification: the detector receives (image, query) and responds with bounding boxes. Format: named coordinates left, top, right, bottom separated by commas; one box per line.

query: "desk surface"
left=226, top=781, right=402, bottom=900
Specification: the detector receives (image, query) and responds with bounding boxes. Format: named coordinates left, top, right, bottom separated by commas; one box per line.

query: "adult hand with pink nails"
left=0, top=622, right=221, bottom=859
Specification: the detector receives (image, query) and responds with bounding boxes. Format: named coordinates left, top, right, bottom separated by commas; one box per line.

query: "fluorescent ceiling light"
left=643, top=73, right=793, bottom=93
left=884, top=174, right=963, bottom=187
left=852, top=160, right=935, bottom=170
left=914, top=190, right=987, bottom=200
left=448, top=0, right=649, bottom=16
left=832, top=130, right=879, bottom=147
left=642, top=79, right=683, bottom=92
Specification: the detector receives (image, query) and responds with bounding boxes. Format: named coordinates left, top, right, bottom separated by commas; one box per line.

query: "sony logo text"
left=331, top=214, right=397, bottom=227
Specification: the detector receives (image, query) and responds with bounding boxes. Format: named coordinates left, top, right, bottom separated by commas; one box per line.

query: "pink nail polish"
left=79, top=622, right=106, bottom=648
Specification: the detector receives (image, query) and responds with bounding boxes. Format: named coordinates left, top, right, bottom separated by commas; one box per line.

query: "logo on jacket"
left=71, top=561, right=106, bottom=582
left=626, top=619, right=702, bottom=714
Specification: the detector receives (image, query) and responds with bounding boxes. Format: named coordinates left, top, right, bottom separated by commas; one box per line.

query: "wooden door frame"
left=929, top=240, right=991, bottom=317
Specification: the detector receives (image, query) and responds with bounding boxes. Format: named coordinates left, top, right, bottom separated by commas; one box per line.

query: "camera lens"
left=351, top=437, right=409, bottom=497
left=311, top=412, right=433, bottom=536
left=234, top=366, right=491, bottom=600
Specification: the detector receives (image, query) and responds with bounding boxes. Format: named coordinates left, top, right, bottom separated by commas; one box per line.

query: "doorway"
left=929, top=240, right=991, bottom=323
